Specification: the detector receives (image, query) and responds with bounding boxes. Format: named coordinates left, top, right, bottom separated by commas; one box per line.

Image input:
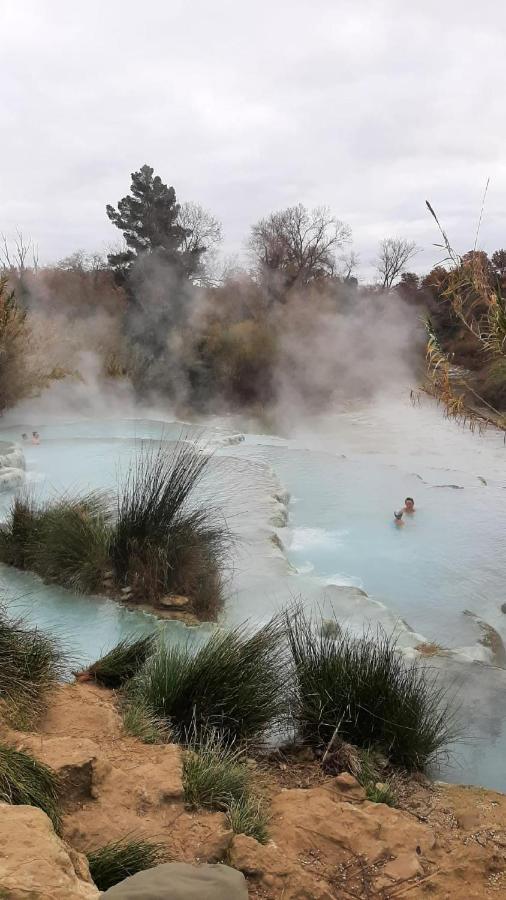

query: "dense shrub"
left=129, top=617, right=286, bottom=743
left=286, top=610, right=456, bottom=771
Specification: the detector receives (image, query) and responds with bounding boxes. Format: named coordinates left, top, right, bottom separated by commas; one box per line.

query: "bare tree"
left=0, top=230, right=38, bottom=273
left=177, top=202, right=222, bottom=255
left=56, top=250, right=107, bottom=272
left=338, top=249, right=360, bottom=281
left=249, top=204, right=351, bottom=289
left=177, top=202, right=223, bottom=285
left=376, top=238, right=420, bottom=288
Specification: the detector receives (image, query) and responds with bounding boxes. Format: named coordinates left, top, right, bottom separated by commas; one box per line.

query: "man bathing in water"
left=404, top=497, right=415, bottom=513
left=393, top=510, right=404, bottom=527
left=31, top=431, right=40, bottom=445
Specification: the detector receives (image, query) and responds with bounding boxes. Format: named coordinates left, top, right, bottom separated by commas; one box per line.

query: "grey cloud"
left=0, top=0, right=505, bottom=277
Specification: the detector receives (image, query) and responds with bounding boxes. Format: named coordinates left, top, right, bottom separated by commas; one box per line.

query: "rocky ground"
left=1, top=683, right=506, bottom=899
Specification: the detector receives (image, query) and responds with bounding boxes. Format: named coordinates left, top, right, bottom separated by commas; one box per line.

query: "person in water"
left=394, top=510, right=404, bottom=527
left=31, top=431, right=40, bottom=445
left=404, top=497, right=415, bottom=513
left=21, top=433, right=27, bottom=441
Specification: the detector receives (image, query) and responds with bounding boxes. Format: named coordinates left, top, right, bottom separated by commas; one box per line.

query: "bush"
left=226, top=795, right=270, bottom=843
left=0, top=744, right=61, bottom=830
left=0, top=607, right=65, bottom=728
left=86, top=837, right=167, bottom=892
left=286, top=610, right=456, bottom=771
left=130, top=617, right=286, bottom=744
left=81, top=635, right=155, bottom=688
left=110, top=442, right=230, bottom=617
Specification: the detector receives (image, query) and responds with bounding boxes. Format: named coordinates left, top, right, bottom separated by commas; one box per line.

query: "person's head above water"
left=21, top=433, right=27, bottom=440
left=394, top=510, right=403, bottom=521
left=404, top=497, right=415, bottom=512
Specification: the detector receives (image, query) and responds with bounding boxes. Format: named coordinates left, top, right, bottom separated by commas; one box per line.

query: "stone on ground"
left=100, top=862, right=248, bottom=899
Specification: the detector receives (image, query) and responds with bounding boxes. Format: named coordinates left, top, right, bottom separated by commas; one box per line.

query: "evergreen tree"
left=106, top=165, right=204, bottom=281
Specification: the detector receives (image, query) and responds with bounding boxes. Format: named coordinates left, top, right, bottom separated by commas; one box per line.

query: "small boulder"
left=158, top=595, right=191, bottom=609
left=100, top=862, right=248, bottom=898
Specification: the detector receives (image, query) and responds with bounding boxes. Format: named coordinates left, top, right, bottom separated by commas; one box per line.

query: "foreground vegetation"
left=183, top=729, right=270, bottom=843
left=100, top=608, right=456, bottom=774
left=0, top=744, right=61, bottom=830
left=0, top=441, right=231, bottom=621
left=287, top=610, right=456, bottom=770
left=127, top=617, right=286, bottom=743
left=0, top=606, right=64, bottom=728
left=86, top=837, right=167, bottom=892
left=0, top=600, right=457, bottom=851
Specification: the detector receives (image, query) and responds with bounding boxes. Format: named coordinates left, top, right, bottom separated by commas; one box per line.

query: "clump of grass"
left=226, top=795, right=270, bottom=844
left=110, top=442, right=231, bottom=618
left=0, top=494, right=40, bottom=568
left=0, top=744, right=61, bottom=830
left=86, top=837, right=167, bottom=892
left=31, top=493, right=111, bottom=593
left=122, top=701, right=171, bottom=744
left=182, top=730, right=251, bottom=809
left=0, top=607, right=65, bottom=728
left=130, top=617, right=286, bottom=744
left=80, top=635, right=155, bottom=688
left=0, top=492, right=111, bottom=593
left=0, top=441, right=232, bottom=621
left=287, top=609, right=456, bottom=771
left=182, top=731, right=270, bottom=842
left=365, top=781, right=397, bottom=807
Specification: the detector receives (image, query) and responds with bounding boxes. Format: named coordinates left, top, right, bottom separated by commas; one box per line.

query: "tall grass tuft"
left=226, top=795, right=270, bottom=843
left=82, top=635, right=155, bottom=688
left=182, top=730, right=251, bottom=809
left=130, top=617, right=286, bottom=743
left=0, top=744, right=61, bottom=830
left=27, top=493, right=111, bottom=593
left=110, top=442, right=230, bottom=618
left=86, top=837, right=167, bottom=892
left=286, top=609, right=456, bottom=771
left=121, top=701, right=171, bottom=744
left=0, top=607, right=65, bottom=728
left=0, top=492, right=111, bottom=593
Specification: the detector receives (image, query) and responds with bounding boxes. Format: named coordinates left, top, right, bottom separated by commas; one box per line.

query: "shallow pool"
left=0, top=397, right=505, bottom=790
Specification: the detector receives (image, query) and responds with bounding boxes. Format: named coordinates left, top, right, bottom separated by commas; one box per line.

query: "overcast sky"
left=1, top=0, right=505, bottom=278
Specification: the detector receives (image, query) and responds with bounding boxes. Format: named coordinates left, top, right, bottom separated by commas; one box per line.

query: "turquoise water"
left=0, top=406, right=505, bottom=790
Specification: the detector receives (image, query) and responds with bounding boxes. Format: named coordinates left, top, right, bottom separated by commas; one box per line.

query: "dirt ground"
left=3, top=683, right=506, bottom=899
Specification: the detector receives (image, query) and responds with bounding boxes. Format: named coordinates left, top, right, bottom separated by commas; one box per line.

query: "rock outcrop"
left=0, top=803, right=98, bottom=899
